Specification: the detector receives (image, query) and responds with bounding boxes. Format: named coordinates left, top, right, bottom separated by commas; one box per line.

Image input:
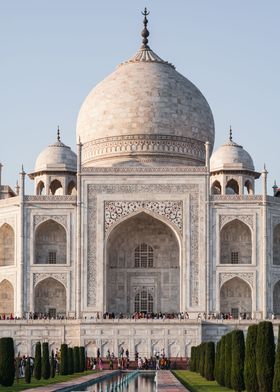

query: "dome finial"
left=57, top=126, right=61, bottom=142
left=229, top=125, right=233, bottom=142
left=141, top=7, right=150, bottom=49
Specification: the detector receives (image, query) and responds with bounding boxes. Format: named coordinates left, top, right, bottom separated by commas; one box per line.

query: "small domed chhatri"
left=77, top=9, right=215, bottom=167
left=210, top=127, right=255, bottom=172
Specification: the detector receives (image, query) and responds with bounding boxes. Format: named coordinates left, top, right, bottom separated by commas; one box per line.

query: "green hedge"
left=34, top=342, right=42, bottom=380
left=68, top=347, right=74, bottom=375
left=79, top=346, right=86, bottom=372
left=204, top=341, right=215, bottom=381
left=225, top=332, right=232, bottom=389
left=73, top=346, right=80, bottom=373
left=60, top=344, right=69, bottom=375
left=42, top=342, right=50, bottom=379
left=256, top=321, right=275, bottom=392
left=273, top=325, right=280, bottom=392
left=244, top=324, right=259, bottom=392
left=231, top=330, right=245, bottom=392
left=0, top=337, right=15, bottom=386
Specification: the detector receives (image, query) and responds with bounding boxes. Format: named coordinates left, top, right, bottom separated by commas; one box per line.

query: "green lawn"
left=0, top=370, right=97, bottom=392
left=173, top=371, right=233, bottom=392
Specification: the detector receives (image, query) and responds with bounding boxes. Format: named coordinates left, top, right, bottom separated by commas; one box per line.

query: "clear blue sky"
left=1, top=1, right=279, bottom=193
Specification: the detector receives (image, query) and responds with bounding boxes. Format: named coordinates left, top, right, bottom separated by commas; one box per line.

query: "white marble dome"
left=33, top=137, right=77, bottom=173
left=77, top=46, right=215, bottom=167
left=210, top=138, right=255, bottom=172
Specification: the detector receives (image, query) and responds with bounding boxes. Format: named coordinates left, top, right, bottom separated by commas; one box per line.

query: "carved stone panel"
left=105, top=201, right=183, bottom=233
left=87, top=184, right=200, bottom=307
left=33, top=215, right=67, bottom=229
left=219, top=272, right=254, bottom=288
left=33, top=273, right=67, bottom=288
left=219, top=215, right=254, bottom=230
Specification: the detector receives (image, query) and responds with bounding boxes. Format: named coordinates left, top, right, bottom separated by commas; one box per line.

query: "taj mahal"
left=1, top=10, right=280, bottom=357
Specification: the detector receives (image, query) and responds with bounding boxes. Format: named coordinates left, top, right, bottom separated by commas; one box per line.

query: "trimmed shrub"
left=68, top=347, right=74, bottom=375
left=214, top=340, right=221, bottom=383
left=50, top=350, right=55, bottom=378
left=199, top=343, right=205, bottom=377
left=42, top=342, right=50, bottom=379
left=74, top=346, right=80, bottom=373
left=231, top=330, right=245, bottom=392
left=34, top=342, right=42, bottom=380
left=60, top=344, right=68, bottom=375
left=256, top=321, right=275, bottom=392
left=273, top=325, right=280, bottom=392
left=204, top=341, right=215, bottom=381
left=219, top=335, right=226, bottom=386
left=244, top=324, right=259, bottom=392
left=190, top=346, right=195, bottom=371
left=79, top=346, right=86, bottom=372
left=25, top=357, right=31, bottom=383
left=225, top=332, right=232, bottom=389
left=0, top=337, right=15, bottom=386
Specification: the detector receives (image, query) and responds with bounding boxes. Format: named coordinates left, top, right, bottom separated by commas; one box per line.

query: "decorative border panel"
left=219, top=215, right=254, bottom=230
left=33, top=215, right=67, bottom=229
left=219, top=272, right=254, bottom=288
left=33, top=273, right=67, bottom=288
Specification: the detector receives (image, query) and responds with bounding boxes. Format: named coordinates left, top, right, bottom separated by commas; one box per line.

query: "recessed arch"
left=106, top=211, right=180, bottom=314
left=34, top=277, right=66, bottom=316
left=35, top=219, right=66, bottom=264
left=226, top=179, right=239, bottom=195
left=220, top=277, right=252, bottom=318
left=36, top=181, right=45, bottom=195
left=220, top=219, right=252, bottom=264
left=0, top=223, right=14, bottom=266
left=0, top=279, right=14, bottom=315
left=211, top=180, right=221, bottom=195
left=273, top=280, right=280, bottom=315
left=49, top=179, right=63, bottom=195
left=273, top=223, right=280, bottom=265
left=67, top=180, right=77, bottom=195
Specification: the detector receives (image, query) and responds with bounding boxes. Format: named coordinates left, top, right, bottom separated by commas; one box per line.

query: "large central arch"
left=106, top=212, right=180, bottom=314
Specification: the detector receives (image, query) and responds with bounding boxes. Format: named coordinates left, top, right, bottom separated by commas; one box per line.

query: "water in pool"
left=76, top=372, right=156, bottom=392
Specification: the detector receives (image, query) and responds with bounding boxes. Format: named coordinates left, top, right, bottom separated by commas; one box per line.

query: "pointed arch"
left=36, top=181, right=45, bottom=195
left=226, top=179, right=239, bottom=195
left=273, top=280, right=280, bottom=314
left=244, top=180, right=253, bottom=195
left=49, top=179, right=63, bottom=195
left=211, top=180, right=221, bottom=195
left=35, top=219, right=66, bottom=264
left=67, top=181, right=77, bottom=195
left=220, top=277, right=252, bottom=318
left=34, top=277, right=66, bottom=316
left=0, top=279, right=14, bottom=315
left=220, top=219, right=252, bottom=264
left=106, top=211, right=180, bottom=314
left=0, top=223, right=15, bottom=266
left=273, top=223, right=280, bottom=265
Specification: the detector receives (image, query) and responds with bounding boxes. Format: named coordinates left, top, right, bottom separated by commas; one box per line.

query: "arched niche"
left=273, top=281, right=280, bottom=315
left=273, top=224, right=280, bottom=265
left=211, top=180, right=221, bottom=195
left=220, top=277, right=252, bottom=318
left=106, top=212, right=180, bottom=314
left=220, top=219, right=252, bottom=264
left=244, top=180, right=254, bottom=195
left=67, top=181, right=77, bottom=195
left=0, top=280, right=14, bottom=315
left=34, top=277, right=66, bottom=316
left=35, top=219, right=66, bottom=264
left=49, top=179, right=63, bottom=195
left=0, top=223, right=14, bottom=266
left=226, top=179, right=239, bottom=195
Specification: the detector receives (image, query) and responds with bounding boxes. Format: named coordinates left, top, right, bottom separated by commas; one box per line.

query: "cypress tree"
left=219, top=335, right=226, bottom=386
left=199, top=343, right=205, bottom=377
left=50, top=350, right=55, bottom=378
left=190, top=346, right=196, bottom=372
left=273, top=325, right=280, bottom=392
left=225, top=332, right=233, bottom=389
left=256, top=321, right=275, bottom=392
left=42, top=342, right=50, bottom=379
left=204, top=341, right=215, bottom=381
left=214, top=340, right=221, bottom=383
left=79, top=346, right=86, bottom=372
left=68, top=347, right=74, bottom=375
left=244, top=324, right=259, bottom=392
left=60, top=344, right=68, bottom=375
left=74, top=346, right=80, bottom=373
left=34, top=342, right=42, bottom=380
left=0, top=337, right=15, bottom=387
left=25, top=357, right=31, bottom=384
left=15, top=354, right=20, bottom=383
left=231, top=330, right=245, bottom=392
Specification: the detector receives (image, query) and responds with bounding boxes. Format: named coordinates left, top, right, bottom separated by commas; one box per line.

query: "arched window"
left=211, top=180, right=221, bottom=195
left=220, top=277, right=252, bottom=318
left=36, top=181, right=45, bottom=195
left=49, top=179, right=63, bottom=195
left=34, top=277, right=66, bottom=316
left=134, top=291, right=153, bottom=313
left=0, top=224, right=14, bottom=266
left=67, top=181, right=77, bottom=195
left=273, top=224, right=280, bottom=265
left=0, top=280, right=14, bottom=315
left=135, top=243, right=153, bottom=268
left=35, top=219, right=66, bottom=264
left=226, top=179, right=239, bottom=195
